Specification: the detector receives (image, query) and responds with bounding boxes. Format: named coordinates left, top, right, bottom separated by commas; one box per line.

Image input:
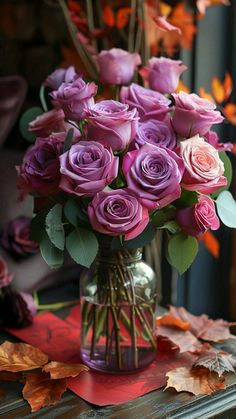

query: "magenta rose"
left=44, top=66, right=77, bottom=90
left=0, top=257, right=13, bottom=289
left=0, top=216, right=39, bottom=259
left=144, top=57, right=187, bottom=93
left=85, top=100, right=139, bottom=151
left=120, top=83, right=171, bottom=121
left=135, top=118, right=176, bottom=150
left=95, top=48, right=141, bottom=85
left=16, top=135, right=64, bottom=199
left=122, top=144, right=184, bottom=209
left=176, top=195, right=220, bottom=236
left=180, top=135, right=227, bottom=194
left=172, top=91, right=224, bottom=137
left=59, top=141, right=118, bottom=196
left=204, top=130, right=233, bottom=152
left=88, top=189, right=149, bottom=240
left=51, top=76, right=97, bottom=121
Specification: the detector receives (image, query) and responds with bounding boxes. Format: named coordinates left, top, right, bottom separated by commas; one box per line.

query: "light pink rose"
left=0, top=257, right=13, bottom=289
left=144, top=57, right=187, bottom=93
left=88, top=189, right=149, bottom=240
left=95, top=48, right=141, bottom=85
left=172, top=91, right=224, bottom=137
left=180, top=135, right=227, bottom=194
left=176, top=195, right=220, bottom=236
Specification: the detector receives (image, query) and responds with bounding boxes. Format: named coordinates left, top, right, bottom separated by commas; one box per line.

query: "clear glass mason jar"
left=80, top=242, right=157, bottom=373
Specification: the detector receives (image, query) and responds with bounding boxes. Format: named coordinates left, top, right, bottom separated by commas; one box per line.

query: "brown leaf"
left=157, top=326, right=202, bottom=353
left=43, top=361, right=89, bottom=379
left=0, top=341, right=48, bottom=372
left=22, top=372, right=67, bottom=412
left=156, top=314, right=190, bottom=331
left=0, top=371, right=22, bottom=382
left=165, top=366, right=225, bottom=395
left=194, top=351, right=236, bottom=377
left=0, top=387, right=6, bottom=400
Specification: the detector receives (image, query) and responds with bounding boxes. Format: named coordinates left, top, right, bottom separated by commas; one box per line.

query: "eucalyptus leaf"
left=124, top=224, right=156, bottom=249
left=168, top=232, right=198, bottom=274
left=66, top=228, right=98, bottom=268
left=19, top=107, right=43, bottom=142
left=216, top=190, right=236, bottom=228
left=45, top=204, right=65, bottom=250
left=40, top=232, right=64, bottom=269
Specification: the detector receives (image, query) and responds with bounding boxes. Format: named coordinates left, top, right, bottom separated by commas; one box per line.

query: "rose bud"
left=144, top=57, right=187, bottom=93
left=44, top=65, right=78, bottom=90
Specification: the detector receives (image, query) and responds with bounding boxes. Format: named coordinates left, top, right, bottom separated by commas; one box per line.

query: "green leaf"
left=19, top=107, right=43, bottom=142
left=159, top=221, right=181, bottom=234
left=124, top=224, right=156, bottom=249
left=66, top=228, right=98, bottom=268
left=30, top=212, right=47, bottom=242
left=40, top=231, right=64, bottom=268
left=168, top=232, right=199, bottom=274
left=216, top=190, right=236, bottom=228
left=151, top=206, right=176, bottom=227
left=212, top=152, right=233, bottom=198
left=63, top=128, right=74, bottom=153
left=64, top=199, right=89, bottom=227
left=173, top=189, right=198, bottom=208
left=39, top=84, right=48, bottom=112
left=45, top=204, right=65, bottom=250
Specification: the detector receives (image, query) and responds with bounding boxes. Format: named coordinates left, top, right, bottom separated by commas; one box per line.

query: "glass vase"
left=80, top=242, right=157, bottom=373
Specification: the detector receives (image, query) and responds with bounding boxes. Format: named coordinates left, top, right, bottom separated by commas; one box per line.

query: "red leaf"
left=22, top=372, right=67, bottom=412
left=43, top=361, right=89, bottom=379
left=157, top=326, right=202, bottom=353
left=116, top=8, right=133, bottom=29
left=0, top=341, right=48, bottom=372
left=103, top=5, right=115, bottom=27
left=194, top=350, right=236, bottom=377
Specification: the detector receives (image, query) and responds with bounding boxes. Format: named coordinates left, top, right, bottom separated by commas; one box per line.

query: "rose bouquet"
left=17, top=50, right=236, bottom=372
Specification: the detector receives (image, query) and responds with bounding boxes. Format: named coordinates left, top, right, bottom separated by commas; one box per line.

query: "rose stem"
left=107, top=270, right=122, bottom=369
left=135, top=306, right=157, bottom=350
left=90, top=305, right=98, bottom=359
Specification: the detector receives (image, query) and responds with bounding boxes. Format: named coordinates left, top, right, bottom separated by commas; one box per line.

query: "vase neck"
left=97, top=243, right=142, bottom=264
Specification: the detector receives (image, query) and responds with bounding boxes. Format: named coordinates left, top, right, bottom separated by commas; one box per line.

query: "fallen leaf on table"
left=194, top=351, right=236, bottom=377
left=0, top=371, right=22, bottom=382
left=156, top=314, right=190, bottom=331
left=43, top=361, right=89, bottom=379
left=165, top=366, right=225, bottom=395
left=0, top=341, right=48, bottom=372
left=157, top=327, right=202, bottom=353
left=22, top=372, right=67, bottom=413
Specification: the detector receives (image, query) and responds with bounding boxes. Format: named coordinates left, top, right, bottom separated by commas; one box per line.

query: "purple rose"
left=44, top=66, right=78, bottom=90
left=95, top=48, right=141, bottom=85
left=120, top=83, right=171, bottom=121
left=28, top=109, right=67, bottom=137
left=51, top=76, right=97, bottom=121
left=16, top=135, right=64, bottom=199
left=88, top=189, right=149, bottom=240
left=0, top=216, right=39, bottom=259
left=204, top=130, right=233, bottom=152
left=135, top=118, right=176, bottom=150
left=59, top=141, right=118, bottom=196
left=122, top=144, right=184, bottom=209
left=85, top=100, right=139, bottom=151
left=0, top=257, right=13, bottom=289
left=176, top=195, right=220, bottom=236
left=145, top=57, right=187, bottom=93
left=172, top=91, right=224, bottom=137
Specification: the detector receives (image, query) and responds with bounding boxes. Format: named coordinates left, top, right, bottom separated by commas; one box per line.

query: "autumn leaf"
left=168, top=4, right=197, bottom=51
left=176, top=80, right=190, bottom=94
left=103, top=5, right=115, bottom=27
left=223, top=72, right=233, bottom=100
left=0, top=341, right=48, bottom=372
left=165, top=366, right=225, bottom=395
left=153, top=16, right=182, bottom=34
left=156, top=314, right=190, bottom=331
left=223, top=103, right=236, bottom=125
left=22, top=372, right=67, bottom=412
left=0, top=371, right=22, bottom=382
left=198, top=230, right=220, bottom=259
left=212, top=77, right=225, bottom=103
left=199, top=87, right=216, bottom=104
left=157, top=326, right=202, bottom=353
left=43, top=361, right=89, bottom=379
left=116, top=8, right=133, bottom=29
left=194, top=351, right=236, bottom=377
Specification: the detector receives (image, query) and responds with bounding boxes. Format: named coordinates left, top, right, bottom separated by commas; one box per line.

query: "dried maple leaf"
left=116, top=8, right=133, bottom=29
left=22, top=372, right=67, bottom=413
left=157, top=326, right=202, bottom=353
left=212, top=73, right=233, bottom=104
left=165, top=366, right=225, bottom=395
left=156, top=315, right=190, bottom=331
left=103, top=5, right=115, bottom=27
left=223, top=103, right=236, bottom=125
left=0, top=341, right=48, bottom=372
left=168, top=4, right=197, bottom=50
left=194, top=351, right=236, bottom=377
left=43, top=361, right=89, bottom=379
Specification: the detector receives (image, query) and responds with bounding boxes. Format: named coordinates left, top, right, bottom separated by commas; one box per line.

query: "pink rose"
left=144, top=57, right=187, bottom=93
left=88, top=189, right=149, bottom=240
left=51, top=76, right=97, bottom=121
left=0, top=257, right=13, bottom=289
left=59, top=141, right=118, bottom=196
left=176, top=195, right=220, bottom=236
left=120, top=83, right=171, bottom=121
left=28, top=109, right=67, bottom=137
left=180, top=135, right=227, bottom=194
left=172, top=91, right=224, bottom=137
left=85, top=100, right=139, bottom=151
left=122, top=144, right=184, bottom=209
left=204, top=130, right=233, bottom=152
left=95, top=48, right=141, bottom=85
left=44, top=66, right=77, bottom=90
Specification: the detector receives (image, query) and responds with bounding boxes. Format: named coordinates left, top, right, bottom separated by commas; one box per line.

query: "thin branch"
left=128, top=0, right=137, bottom=52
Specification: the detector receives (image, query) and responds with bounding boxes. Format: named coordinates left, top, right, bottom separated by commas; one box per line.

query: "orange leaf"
left=223, top=103, right=236, bottom=125
left=116, top=8, right=133, bottom=29
left=223, top=72, right=233, bottom=100
left=0, top=341, right=48, bottom=373
left=168, top=4, right=197, bottom=51
left=103, top=5, right=115, bottom=27
left=165, top=366, right=225, bottom=395
left=176, top=80, right=190, bottom=93
left=43, top=361, right=89, bottom=379
left=153, top=15, right=182, bottom=34
left=156, top=314, right=190, bottom=331
left=212, top=76, right=225, bottom=103
left=22, top=372, right=67, bottom=412
left=199, top=87, right=215, bottom=104
left=199, top=230, right=219, bottom=258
